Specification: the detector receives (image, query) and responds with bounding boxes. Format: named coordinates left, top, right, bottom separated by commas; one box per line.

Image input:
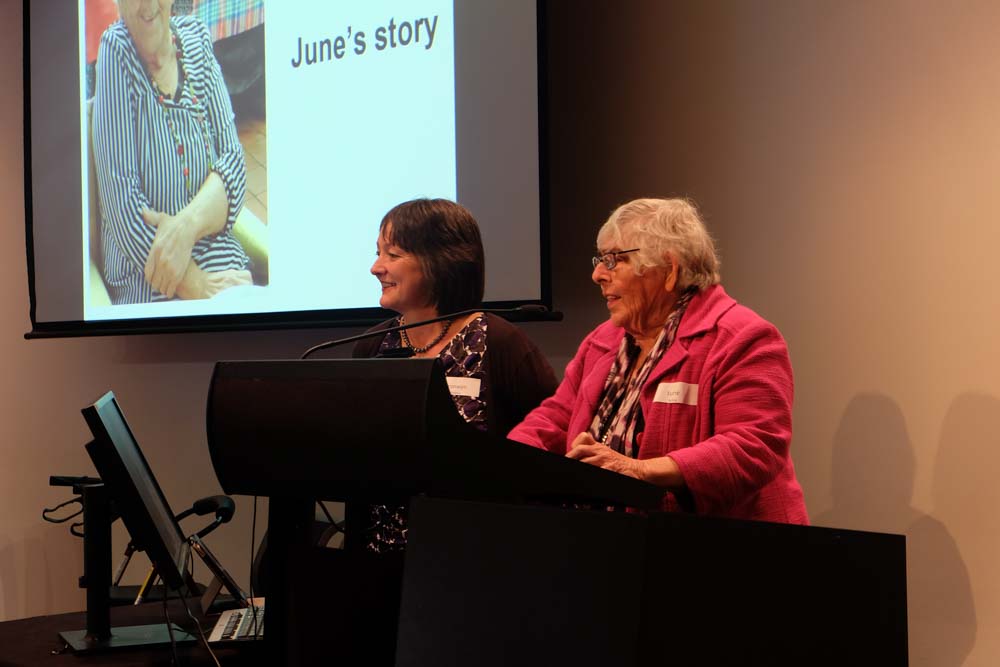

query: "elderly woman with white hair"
left=509, top=198, right=808, bottom=523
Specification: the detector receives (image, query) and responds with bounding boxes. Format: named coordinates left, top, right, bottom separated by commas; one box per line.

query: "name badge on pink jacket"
left=653, top=382, right=698, bottom=406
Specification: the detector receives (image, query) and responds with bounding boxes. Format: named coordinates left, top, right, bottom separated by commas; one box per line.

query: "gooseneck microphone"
left=300, top=304, right=549, bottom=359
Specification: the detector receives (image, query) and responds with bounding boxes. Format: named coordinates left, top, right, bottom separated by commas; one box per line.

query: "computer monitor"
left=83, top=391, right=189, bottom=591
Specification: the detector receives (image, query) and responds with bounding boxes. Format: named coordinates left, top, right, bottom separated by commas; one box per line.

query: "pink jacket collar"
left=587, top=285, right=738, bottom=385
left=588, top=284, right=736, bottom=349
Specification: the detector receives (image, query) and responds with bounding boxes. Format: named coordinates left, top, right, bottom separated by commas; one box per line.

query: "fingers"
left=145, top=256, right=183, bottom=298
left=141, top=207, right=158, bottom=226
left=161, top=255, right=184, bottom=298
left=566, top=432, right=633, bottom=476
left=566, top=433, right=588, bottom=459
left=143, top=209, right=164, bottom=286
left=157, top=266, right=250, bottom=300
left=162, top=272, right=180, bottom=299
left=566, top=433, right=602, bottom=463
left=144, top=246, right=157, bottom=284
left=145, top=249, right=181, bottom=298
left=198, top=269, right=252, bottom=299
left=145, top=245, right=165, bottom=293
left=142, top=212, right=192, bottom=298
left=568, top=448, right=605, bottom=469
left=143, top=213, right=159, bottom=284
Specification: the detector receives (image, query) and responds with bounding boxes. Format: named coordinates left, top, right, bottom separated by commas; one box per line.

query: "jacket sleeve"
left=508, top=330, right=596, bottom=454
left=667, top=319, right=795, bottom=515
left=194, top=20, right=245, bottom=233
left=92, top=30, right=155, bottom=272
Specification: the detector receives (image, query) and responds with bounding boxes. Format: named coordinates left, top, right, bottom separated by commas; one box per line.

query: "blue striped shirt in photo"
left=93, top=16, right=249, bottom=305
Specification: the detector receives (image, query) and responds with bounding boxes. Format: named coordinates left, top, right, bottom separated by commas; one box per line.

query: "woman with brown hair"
left=354, top=197, right=558, bottom=549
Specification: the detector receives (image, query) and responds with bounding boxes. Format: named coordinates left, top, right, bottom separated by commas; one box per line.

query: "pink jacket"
left=509, top=285, right=808, bottom=524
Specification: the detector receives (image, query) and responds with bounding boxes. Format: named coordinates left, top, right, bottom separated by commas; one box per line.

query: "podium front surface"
left=207, top=359, right=663, bottom=509
left=396, top=497, right=908, bottom=667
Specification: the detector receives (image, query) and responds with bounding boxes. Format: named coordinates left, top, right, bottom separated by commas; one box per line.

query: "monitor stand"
left=59, top=623, right=195, bottom=653
left=57, top=483, right=196, bottom=653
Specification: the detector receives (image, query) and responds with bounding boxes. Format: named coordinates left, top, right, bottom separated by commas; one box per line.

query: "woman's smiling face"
left=370, top=223, right=432, bottom=314
left=119, top=0, right=173, bottom=56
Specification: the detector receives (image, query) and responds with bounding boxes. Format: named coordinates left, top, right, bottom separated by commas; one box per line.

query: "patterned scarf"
left=589, top=288, right=696, bottom=458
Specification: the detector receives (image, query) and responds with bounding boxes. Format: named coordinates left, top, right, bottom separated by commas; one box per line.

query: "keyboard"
left=208, top=603, right=264, bottom=643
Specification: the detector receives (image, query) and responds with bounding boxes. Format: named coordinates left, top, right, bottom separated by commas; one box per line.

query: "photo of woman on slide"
left=91, top=0, right=264, bottom=305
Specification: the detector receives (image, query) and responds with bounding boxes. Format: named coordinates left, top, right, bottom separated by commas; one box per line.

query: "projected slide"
left=27, top=0, right=540, bottom=333
left=82, top=0, right=456, bottom=320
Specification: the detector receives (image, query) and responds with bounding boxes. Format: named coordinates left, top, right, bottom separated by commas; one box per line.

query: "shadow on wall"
left=812, top=392, right=974, bottom=667
left=931, top=393, right=1000, bottom=665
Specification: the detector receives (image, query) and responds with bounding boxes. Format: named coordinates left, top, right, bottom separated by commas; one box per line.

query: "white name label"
left=446, top=376, right=482, bottom=398
left=654, top=382, right=698, bottom=406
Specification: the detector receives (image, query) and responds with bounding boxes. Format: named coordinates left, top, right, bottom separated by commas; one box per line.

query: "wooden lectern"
left=207, top=359, right=907, bottom=666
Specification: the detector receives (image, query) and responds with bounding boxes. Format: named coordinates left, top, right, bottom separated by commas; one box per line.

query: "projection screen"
left=24, top=0, right=548, bottom=336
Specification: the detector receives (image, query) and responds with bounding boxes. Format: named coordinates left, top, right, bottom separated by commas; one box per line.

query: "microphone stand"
left=300, top=305, right=548, bottom=359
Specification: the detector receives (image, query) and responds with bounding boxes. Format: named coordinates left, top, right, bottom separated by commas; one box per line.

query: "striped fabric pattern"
left=192, top=0, right=265, bottom=42
left=92, top=16, right=248, bottom=305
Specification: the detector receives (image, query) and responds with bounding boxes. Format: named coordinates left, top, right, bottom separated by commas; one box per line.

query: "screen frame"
left=21, top=0, right=555, bottom=339
left=82, top=390, right=190, bottom=591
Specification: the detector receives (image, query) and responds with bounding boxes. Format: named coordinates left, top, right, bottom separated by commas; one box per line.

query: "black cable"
left=70, top=521, right=85, bottom=538
left=249, top=496, right=257, bottom=599
left=248, top=495, right=260, bottom=637
left=162, top=590, right=181, bottom=667
left=178, top=554, right=222, bottom=667
left=42, top=497, right=83, bottom=524
left=181, top=600, right=221, bottom=667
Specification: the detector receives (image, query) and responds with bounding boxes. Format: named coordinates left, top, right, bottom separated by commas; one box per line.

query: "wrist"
left=177, top=209, right=201, bottom=244
left=631, top=455, right=684, bottom=489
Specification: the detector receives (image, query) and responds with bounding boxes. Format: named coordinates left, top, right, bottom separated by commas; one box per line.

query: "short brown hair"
left=380, top=199, right=485, bottom=314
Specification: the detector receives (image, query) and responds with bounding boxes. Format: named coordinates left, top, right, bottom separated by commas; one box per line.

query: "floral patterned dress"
left=366, top=314, right=489, bottom=552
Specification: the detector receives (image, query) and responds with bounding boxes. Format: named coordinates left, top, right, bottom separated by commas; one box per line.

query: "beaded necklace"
left=146, top=24, right=214, bottom=197
left=399, top=316, right=454, bottom=354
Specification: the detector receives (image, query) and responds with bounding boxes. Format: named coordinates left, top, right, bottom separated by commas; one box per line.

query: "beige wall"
left=543, top=2, right=997, bottom=665
left=2, top=1, right=998, bottom=664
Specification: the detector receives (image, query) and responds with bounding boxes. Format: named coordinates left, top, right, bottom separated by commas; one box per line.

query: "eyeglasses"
left=591, top=248, right=640, bottom=270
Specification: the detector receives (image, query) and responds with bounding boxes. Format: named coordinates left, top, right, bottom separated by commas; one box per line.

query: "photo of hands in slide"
left=82, top=0, right=462, bottom=321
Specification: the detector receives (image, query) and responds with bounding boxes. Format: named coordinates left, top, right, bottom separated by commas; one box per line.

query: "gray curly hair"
left=596, top=198, right=721, bottom=290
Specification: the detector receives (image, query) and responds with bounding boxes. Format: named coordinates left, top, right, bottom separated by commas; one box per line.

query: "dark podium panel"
left=398, top=497, right=908, bottom=667
left=207, top=359, right=663, bottom=509
left=206, top=358, right=665, bottom=665
left=206, top=359, right=908, bottom=666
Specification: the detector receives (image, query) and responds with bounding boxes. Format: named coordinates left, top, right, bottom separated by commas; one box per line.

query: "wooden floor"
left=237, top=117, right=267, bottom=224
